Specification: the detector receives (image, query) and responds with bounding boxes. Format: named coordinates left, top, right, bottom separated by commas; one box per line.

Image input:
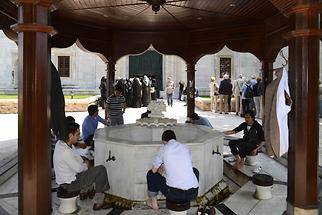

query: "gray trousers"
left=64, top=165, right=110, bottom=193
left=110, top=115, right=124, bottom=126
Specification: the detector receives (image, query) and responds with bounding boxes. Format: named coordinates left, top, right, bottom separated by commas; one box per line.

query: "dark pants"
left=229, top=139, right=258, bottom=158
left=242, top=99, right=251, bottom=114
left=178, top=90, right=183, bottom=101
left=167, top=93, right=173, bottom=106
left=63, top=165, right=110, bottom=193
left=146, top=168, right=199, bottom=202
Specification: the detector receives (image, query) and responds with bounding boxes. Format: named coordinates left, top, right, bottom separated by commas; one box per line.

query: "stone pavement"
left=0, top=99, right=320, bottom=214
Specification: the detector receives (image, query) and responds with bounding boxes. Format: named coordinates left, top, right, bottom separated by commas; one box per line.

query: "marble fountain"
left=95, top=101, right=223, bottom=201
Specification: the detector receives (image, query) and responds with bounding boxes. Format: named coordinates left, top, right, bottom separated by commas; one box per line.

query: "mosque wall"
left=1, top=30, right=322, bottom=97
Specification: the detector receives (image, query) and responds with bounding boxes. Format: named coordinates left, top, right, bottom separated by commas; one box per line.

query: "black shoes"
left=93, top=201, right=113, bottom=210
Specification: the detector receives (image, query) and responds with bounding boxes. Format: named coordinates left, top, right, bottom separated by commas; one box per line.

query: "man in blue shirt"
left=189, top=113, right=213, bottom=129
left=82, top=105, right=108, bottom=145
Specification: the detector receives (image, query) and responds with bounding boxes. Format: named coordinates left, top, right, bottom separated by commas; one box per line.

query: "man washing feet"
left=146, top=130, right=199, bottom=211
left=53, top=122, right=111, bottom=210
left=224, top=110, right=265, bottom=169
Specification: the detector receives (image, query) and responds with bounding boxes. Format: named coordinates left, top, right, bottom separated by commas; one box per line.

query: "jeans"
left=167, top=93, right=173, bottom=106
left=146, top=168, right=199, bottom=202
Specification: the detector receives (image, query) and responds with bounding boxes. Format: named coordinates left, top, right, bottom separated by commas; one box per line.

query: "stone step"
left=0, top=151, right=18, bottom=186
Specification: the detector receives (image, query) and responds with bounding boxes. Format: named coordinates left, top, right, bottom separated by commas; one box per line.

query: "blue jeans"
left=146, top=168, right=199, bottom=202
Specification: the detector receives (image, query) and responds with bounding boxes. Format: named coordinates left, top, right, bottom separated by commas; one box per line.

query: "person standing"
left=166, top=77, right=175, bottom=107
left=218, top=74, right=232, bottom=114
left=178, top=80, right=184, bottom=101
left=241, top=79, right=254, bottom=114
left=99, top=76, right=107, bottom=109
left=209, top=77, right=219, bottom=112
left=53, top=122, right=111, bottom=211
left=253, top=77, right=263, bottom=118
left=232, top=74, right=244, bottom=116
left=106, top=85, right=126, bottom=126
left=146, top=130, right=199, bottom=210
left=82, top=105, right=108, bottom=145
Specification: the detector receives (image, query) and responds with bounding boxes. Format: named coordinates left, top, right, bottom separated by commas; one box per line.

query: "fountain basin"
left=94, top=123, right=223, bottom=201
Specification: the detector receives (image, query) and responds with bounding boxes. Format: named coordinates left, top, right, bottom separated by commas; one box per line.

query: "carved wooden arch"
left=111, top=31, right=190, bottom=62
left=115, top=44, right=186, bottom=65
left=75, top=39, right=108, bottom=64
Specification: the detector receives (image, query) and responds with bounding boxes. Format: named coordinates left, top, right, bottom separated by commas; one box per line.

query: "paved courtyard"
left=0, top=98, right=321, bottom=214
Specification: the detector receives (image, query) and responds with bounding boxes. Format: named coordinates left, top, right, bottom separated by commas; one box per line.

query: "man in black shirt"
left=224, top=110, right=265, bottom=169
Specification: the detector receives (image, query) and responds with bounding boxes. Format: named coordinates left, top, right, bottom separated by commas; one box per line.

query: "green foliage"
left=0, top=95, right=17, bottom=99
left=0, top=94, right=96, bottom=99
left=64, top=95, right=96, bottom=99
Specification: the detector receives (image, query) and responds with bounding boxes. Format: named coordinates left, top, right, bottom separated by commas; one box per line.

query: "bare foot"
left=146, top=197, right=159, bottom=211
left=234, top=159, right=245, bottom=170
left=233, top=156, right=241, bottom=169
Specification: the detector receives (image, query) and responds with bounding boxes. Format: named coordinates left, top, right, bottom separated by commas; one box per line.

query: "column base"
left=283, top=202, right=318, bottom=215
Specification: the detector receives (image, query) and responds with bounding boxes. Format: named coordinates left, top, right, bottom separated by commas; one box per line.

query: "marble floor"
left=0, top=98, right=320, bottom=214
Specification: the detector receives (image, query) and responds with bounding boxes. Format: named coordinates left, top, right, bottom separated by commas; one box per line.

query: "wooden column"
left=261, top=61, right=273, bottom=106
left=107, top=60, right=116, bottom=96
left=11, top=1, right=53, bottom=214
left=186, top=62, right=196, bottom=118
left=285, top=1, right=320, bottom=214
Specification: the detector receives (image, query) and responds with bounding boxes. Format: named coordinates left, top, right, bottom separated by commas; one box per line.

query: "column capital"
left=286, top=3, right=322, bottom=16
left=11, top=23, right=55, bottom=35
left=15, top=0, right=52, bottom=8
left=284, top=2, right=322, bottom=40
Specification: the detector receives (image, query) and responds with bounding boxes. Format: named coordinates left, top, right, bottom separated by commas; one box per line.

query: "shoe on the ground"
left=219, top=112, right=222, bottom=114
left=93, top=201, right=112, bottom=210
left=225, top=112, right=229, bottom=114
left=79, top=189, right=95, bottom=200
left=79, top=192, right=88, bottom=200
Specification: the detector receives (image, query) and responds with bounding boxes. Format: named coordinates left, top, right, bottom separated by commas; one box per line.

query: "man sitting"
left=190, top=113, right=213, bottom=129
left=53, top=122, right=111, bottom=210
left=146, top=130, right=199, bottom=211
left=82, top=105, right=108, bottom=145
left=224, top=110, right=265, bottom=169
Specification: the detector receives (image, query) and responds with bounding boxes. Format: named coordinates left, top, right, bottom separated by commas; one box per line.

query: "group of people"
left=99, top=75, right=157, bottom=110
left=209, top=74, right=263, bottom=118
left=51, top=72, right=266, bottom=211
left=53, top=113, right=202, bottom=211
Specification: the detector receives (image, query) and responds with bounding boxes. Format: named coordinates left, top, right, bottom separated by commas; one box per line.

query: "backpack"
left=254, top=82, right=262, bottom=96
left=244, top=85, right=253, bottom=99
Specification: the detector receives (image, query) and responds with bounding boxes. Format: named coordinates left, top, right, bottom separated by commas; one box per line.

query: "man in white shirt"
left=53, top=122, right=110, bottom=211
left=146, top=130, right=199, bottom=211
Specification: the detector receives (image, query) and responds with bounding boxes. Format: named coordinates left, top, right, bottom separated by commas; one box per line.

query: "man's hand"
left=224, top=130, right=235, bottom=135
left=84, top=159, right=90, bottom=168
left=157, top=164, right=165, bottom=176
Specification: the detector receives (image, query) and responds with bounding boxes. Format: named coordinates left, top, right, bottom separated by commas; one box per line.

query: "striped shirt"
left=107, top=94, right=126, bottom=116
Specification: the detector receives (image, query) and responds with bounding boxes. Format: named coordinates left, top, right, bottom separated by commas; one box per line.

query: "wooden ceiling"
left=53, top=0, right=282, bottom=31
left=0, top=0, right=296, bottom=62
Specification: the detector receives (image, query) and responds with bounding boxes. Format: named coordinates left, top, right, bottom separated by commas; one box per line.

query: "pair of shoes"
left=79, top=192, right=88, bottom=200
left=219, top=112, right=222, bottom=114
left=225, top=112, right=229, bottom=114
left=93, top=201, right=112, bottom=210
left=87, top=189, right=95, bottom=199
